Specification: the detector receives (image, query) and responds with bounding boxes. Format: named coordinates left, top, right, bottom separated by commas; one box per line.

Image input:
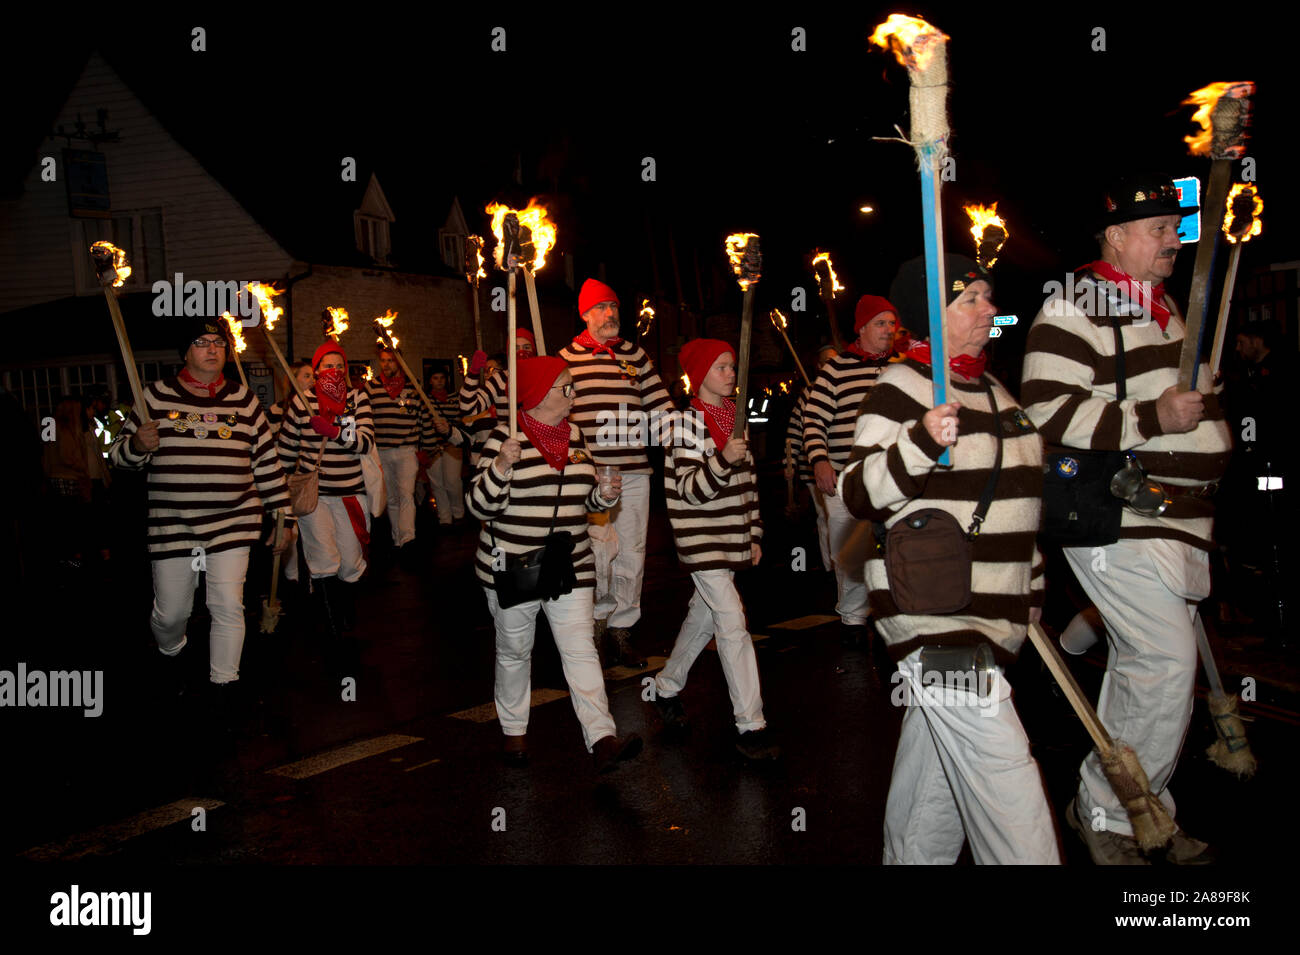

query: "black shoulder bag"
left=1039, top=316, right=1128, bottom=547
left=490, top=478, right=578, bottom=609
left=873, top=378, right=1002, bottom=615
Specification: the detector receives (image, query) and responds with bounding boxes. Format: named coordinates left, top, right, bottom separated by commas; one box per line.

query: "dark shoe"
left=206, top=680, right=245, bottom=737
left=607, top=627, right=646, bottom=669
left=153, top=647, right=188, bottom=700
left=840, top=623, right=868, bottom=648
left=1066, top=797, right=1149, bottom=865
left=1165, top=829, right=1217, bottom=865
left=315, top=577, right=345, bottom=642
left=592, top=733, right=643, bottom=773
left=736, top=727, right=782, bottom=761
left=502, top=734, right=528, bottom=768
left=653, top=693, right=688, bottom=733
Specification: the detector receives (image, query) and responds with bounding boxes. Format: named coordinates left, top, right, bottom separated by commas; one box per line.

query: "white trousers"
left=485, top=586, right=617, bottom=750
left=429, top=449, right=465, bottom=524
left=808, top=483, right=832, bottom=570
left=1066, top=538, right=1207, bottom=837
left=605, top=472, right=650, bottom=629
left=297, top=494, right=370, bottom=582
left=825, top=491, right=870, bottom=625
left=656, top=569, right=765, bottom=731
left=883, top=649, right=1060, bottom=864
left=150, top=547, right=251, bottom=684
left=379, top=446, right=418, bottom=546
left=587, top=520, right=620, bottom=621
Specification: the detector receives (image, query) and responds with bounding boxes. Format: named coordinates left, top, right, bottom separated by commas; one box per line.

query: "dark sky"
left=7, top=6, right=1297, bottom=356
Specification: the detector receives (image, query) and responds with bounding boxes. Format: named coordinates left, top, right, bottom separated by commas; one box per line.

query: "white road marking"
left=448, top=689, right=570, bottom=723
left=403, top=758, right=442, bottom=773
left=20, top=797, right=225, bottom=862
left=266, top=734, right=423, bottom=779
left=771, top=614, right=839, bottom=630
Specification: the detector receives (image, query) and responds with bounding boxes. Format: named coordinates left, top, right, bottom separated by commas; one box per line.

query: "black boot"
left=336, top=578, right=357, bottom=633
left=152, top=645, right=189, bottom=701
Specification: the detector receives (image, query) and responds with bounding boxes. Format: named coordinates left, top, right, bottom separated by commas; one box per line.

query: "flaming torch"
left=768, top=308, right=810, bottom=386
left=464, top=234, right=486, bottom=352
left=222, top=311, right=249, bottom=389
left=637, top=298, right=656, bottom=338
left=963, top=202, right=1009, bottom=271
left=810, top=250, right=845, bottom=349
left=1178, top=81, right=1255, bottom=390
left=487, top=199, right=556, bottom=357
left=371, top=310, right=447, bottom=429
left=489, top=209, right=526, bottom=435
left=870, top=13, right=953, bottom=465
left=724, top=232, right=762, bottom=438
left=321, top=306, right=350, bottom=342
left=88, top=241, right=145, bottom=410
left=248, top=282, right=310, bottom=410
left=1208, top=184, right=1263, bottom=379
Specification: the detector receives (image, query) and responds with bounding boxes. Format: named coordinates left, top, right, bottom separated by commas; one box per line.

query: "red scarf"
left=314, top=367, right=349, bottom=418
left=380, top=370, right=406, bottom=401
left=1085, top=260, right=1172, bottom=332
left=844, top=343, right=891, bottom=363
left=907, top=342, right=988, bottom=380
left=179, top=368, right=225, bottom=397
left=575, top=329, right=623, bottom=357
left=429, top=388, right=448, bottom=402
left=519, top=412, right=571, bottom=471
left=690, top=397, right=736, bottom=450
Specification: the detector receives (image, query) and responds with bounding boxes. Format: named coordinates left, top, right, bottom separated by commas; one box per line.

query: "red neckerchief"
left=314, top=367, right=349, bottom=418
left=380, top=370, right=406, bottom=401
left=179, top=368, right=225, bottom=397
left=429, top=388, right=449, bottom=402
left=519, top=412, right=570, bottom=471
left=575, top=329, right=623, bottom=357
left=690, top=396, right=736, bottom=450
left=907, top=342, right=988, bottom=380
left=1085, top=260, right=1172, bottom=332
left=844, top=343, right=891, bottom=363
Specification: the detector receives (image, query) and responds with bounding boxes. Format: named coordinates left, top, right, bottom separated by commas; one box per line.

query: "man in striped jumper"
left=785, top=344, right=837, bottom=570
left=1021, top=174, right=1228, bottom=865
left=363, top=347, right=447, bottom=552
left=803, top=295, right=897, bottom=644
left=457, top=330, right=537, bottom=466
left=421, top=369, right=465, bottom=527
left=109, top=319, right=295, bottom=708
left=559, top=278, right=676, bottom=669
left=654, top=339, right=777, bottom=761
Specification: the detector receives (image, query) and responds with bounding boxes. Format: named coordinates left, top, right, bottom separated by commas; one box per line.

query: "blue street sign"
left=1174, top=176, right=1201, bottom=243
left=989, top=314, right=1017, bottom=338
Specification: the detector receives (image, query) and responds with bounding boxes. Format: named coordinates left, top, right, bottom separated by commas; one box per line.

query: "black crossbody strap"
left=966, top=378, right=1003, bottom=540
left=1112, top=314, right=1126, bottom=402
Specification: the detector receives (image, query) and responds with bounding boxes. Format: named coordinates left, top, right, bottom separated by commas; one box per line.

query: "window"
left=15, top=366, right=61, bottom=427
left=440, top=232, right=463, bottom=271
left=356, top=214, right=390, bottom=264
left=73, top=208, right=166, bottom=294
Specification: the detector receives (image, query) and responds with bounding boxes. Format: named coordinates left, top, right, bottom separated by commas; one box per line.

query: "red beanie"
left=312, top=340, right=347, bottom=369
left=679, top=338, right=734, bottom=394
left=578, top=278, right=620, bottom=317
left=515, top=356, right=568, bottom=410
left=514, top=328, right=536, bottom=349
left=853, top=294, right=898, bottom=333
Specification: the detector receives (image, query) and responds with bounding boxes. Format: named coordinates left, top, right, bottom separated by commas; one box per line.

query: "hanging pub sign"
left=63, top=148, right=111, bottom=219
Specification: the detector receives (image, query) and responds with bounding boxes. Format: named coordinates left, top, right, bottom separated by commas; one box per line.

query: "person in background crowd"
left=468, top=356, right=642, bottom=773
left=269, top=362, right=316, bottom=432
left=785, top=344, right=838, bottom=570
left=423, top=369, right=465, bottom=527
left=43, top=397, right=97, bottom=571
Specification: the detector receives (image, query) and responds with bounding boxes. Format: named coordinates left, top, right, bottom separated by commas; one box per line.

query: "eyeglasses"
left=191, top=338, right=228, bottom=350
left=552, top=383, right=576, bottom=397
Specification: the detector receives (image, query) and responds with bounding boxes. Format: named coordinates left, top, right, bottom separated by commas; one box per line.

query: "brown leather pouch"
left=883, top=509, right=973, bottom=614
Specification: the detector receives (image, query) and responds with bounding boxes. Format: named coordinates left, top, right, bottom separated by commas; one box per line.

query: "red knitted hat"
left=515, top=356, right=568, bottom=410
left=312, top=340, right=347, bottom=369
left=679, top=338, right=734, bottom=394
left=578, top=278, right=620, bottom=317
left=853, top=294, right=898, bottom=333
left=514, top=328, right=536, bottom=352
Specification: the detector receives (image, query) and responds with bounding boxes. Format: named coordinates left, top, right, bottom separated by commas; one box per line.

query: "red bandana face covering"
left=180, top=368, right=225, bottom=397
left=381, top=371, right=405, bottom=401
left=576, top=329, right=623, bottom=357
left=314, top=367, right=349, bottom=418
left=690, top=397, right=736, bottom=450
left=844, top=343, right=891, bottom=363
left=519, top=412, right=571, bottom=471
left=906, top=342, right=988, bottom=380
left=1085, top=260, right=1172, bottom=332
left=429, top=388, right=448, bottom=402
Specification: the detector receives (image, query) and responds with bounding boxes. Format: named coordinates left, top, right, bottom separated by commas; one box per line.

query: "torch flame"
left=247, top=282, right=284, bottom=331
left=324, top=306, right=350, bottom=339
left=221, top=312, right=247, bottom=353
left=769, top=307, right=788, bottom=331
left=725, top=233, right=760, bottom=291
left=90, top=240, right=132, bottom=288
left=637, top=299, right=656, bottom=336
left=779, top=380, right=791, bottom=394
left=374, top=309, right=400, bottom=350
left=963, top=202, right=1009, bottom=269
left=1223, top=183, right=1263, bottom=244
left=680, top=372, right=690, bottom=393
left=363, top=364, right=376, bottom=383
left=810, top=251, right=844, bottom=299
left=466, top=235, right=486, bottom=281
left=485, top=199, right=557, bottom=271
left=869, top=14, right=949, bottom=73
left=1182, top=82, right=1253, bottom=157
left=458, top=354, right=469, bottom=376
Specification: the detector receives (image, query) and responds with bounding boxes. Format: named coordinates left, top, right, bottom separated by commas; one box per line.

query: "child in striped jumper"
left=653, top=339, right=779, bottom=761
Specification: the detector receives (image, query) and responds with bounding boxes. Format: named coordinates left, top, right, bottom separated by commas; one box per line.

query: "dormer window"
left=356, top=213, right=390, bottom=264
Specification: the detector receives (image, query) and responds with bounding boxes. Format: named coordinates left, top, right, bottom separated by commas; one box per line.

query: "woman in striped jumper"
left=469, top=357, right=642, bottom=773
left=109, top=320, right=295, bottom=703
left=277, top=341, right=375, bottom=639
left=653, top=340, right=778, bottom=761
left=840, top=255, right=1058, bottom=864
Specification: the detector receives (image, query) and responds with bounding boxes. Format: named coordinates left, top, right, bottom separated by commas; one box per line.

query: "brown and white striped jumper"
left=802, top=352, right=888, bottom=472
